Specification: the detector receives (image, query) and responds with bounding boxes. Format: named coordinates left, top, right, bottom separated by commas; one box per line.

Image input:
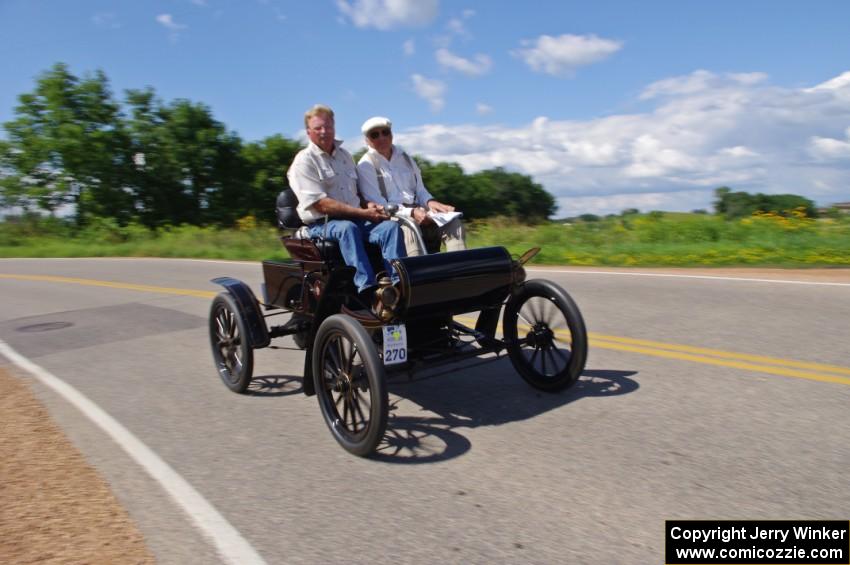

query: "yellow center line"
left=589, top=338, right=850, bottom=386
left=4, top=273, right=849, bottom=386
left=0, top=274, right=217, bottom=299
left=588, top=331, right=850, bottom=376
left=457, top=314, right=850, bottom=386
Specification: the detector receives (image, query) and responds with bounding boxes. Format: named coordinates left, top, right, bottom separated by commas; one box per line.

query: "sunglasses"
left=368, top=128, right=392, bottom=140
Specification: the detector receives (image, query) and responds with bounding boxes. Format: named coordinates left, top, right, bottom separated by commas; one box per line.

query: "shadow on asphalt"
left=241, top=358, right=638, bottom=464
left=371, top=358, right=639, bottom=463
left=246, top=374, right=304, bottom=396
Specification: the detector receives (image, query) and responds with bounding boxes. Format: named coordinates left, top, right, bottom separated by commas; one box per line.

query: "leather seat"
left=276, top=189, right=344, bottom=262
left=276, top=189, right=383, bottom=269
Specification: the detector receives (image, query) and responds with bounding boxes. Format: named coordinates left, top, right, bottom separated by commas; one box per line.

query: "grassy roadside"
left=2, top=212, right=849, bottom=267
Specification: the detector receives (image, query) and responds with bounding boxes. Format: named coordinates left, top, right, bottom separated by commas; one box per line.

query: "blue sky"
left=3, top=0, right=850, bottom=217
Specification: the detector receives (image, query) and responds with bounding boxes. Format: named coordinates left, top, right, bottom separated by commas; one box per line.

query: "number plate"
left=382, top=324, right=408, bottom=365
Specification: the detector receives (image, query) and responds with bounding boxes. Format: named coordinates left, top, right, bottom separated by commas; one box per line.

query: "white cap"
left=361, top=116, right=392, bottom=135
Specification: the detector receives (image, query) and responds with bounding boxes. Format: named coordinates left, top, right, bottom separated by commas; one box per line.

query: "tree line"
left=0, top=63, right=556, bottom=228
left=713, top=187, right=816, bottom=219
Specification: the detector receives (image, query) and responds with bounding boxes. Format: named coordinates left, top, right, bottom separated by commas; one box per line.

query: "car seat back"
left=276, top=189, right=303, bottom=230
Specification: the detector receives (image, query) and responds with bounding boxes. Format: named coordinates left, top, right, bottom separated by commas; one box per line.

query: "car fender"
left=210, top=277, right=270, bottom=349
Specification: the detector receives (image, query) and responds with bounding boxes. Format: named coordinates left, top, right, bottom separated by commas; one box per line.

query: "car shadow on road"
left=372, top=357, right=639, bottom=464
left=240, top=358, right=638, bottom=464
left=246, top=374, right=304, bottom=396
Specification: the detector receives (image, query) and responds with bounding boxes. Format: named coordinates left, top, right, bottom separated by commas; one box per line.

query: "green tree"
left=241, top=135, right=303, bottom=224
left=714, top=186, right=817, bottom=219
left=2, top=63, right=132, bottom=222
left=124, top=89, right=245, bottom=226
left=418, top=160, right=555, bottom=221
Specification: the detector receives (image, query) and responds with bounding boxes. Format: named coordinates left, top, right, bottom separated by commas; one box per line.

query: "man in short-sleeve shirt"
left=287, top=105, right=404, bottom=295
left=357, top=116, right=466, bottom=256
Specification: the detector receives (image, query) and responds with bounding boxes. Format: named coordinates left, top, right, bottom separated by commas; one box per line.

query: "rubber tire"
left=503, top=279, right=588, bottom=392
left=312, top=314, right=388, bottom=456
left=209, top=292, right=254, bottom=393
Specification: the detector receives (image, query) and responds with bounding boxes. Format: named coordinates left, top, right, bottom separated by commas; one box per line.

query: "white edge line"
left=526, top=268, right=850, bottom=287
left=0, top=340, right=267, bottom=565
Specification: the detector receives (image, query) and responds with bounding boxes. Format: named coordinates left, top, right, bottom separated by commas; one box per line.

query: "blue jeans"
left=307, top=219, right=405, bottom=292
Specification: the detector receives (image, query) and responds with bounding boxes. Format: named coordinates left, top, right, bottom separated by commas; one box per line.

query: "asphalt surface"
left=1, top=258, right=848, bottom=564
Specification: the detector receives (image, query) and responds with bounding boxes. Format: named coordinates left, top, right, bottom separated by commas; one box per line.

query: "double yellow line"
left=3, top=273, right=850, bottom=386
left=589, top=332, right=850, bottom=386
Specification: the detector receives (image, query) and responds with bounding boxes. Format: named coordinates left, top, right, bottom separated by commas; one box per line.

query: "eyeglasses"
left=368, top=128, right=392, bottom=140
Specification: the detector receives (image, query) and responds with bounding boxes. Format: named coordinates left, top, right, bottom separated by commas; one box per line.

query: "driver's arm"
left=312, top=197, right=388, bottom=222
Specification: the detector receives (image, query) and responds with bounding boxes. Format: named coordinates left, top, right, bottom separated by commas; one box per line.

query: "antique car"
left=208, top=189, right=588, bottom=456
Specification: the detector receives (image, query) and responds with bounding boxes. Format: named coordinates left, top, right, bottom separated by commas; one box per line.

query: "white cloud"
left=809, top=127, right=850, bottom=160
left=445, top=8, right=475, bottom=38
left=156, top=14, right=187, bottom=31
left=718, top=146, right=758, bottom=158
left=403, top=39, right=415, bottom=56
left=435, top=48, right=492, bottom=76
left=476, top=103, right=493, bottom=115
left=392, top=70, right=850, bottom=215
left=513, top=34, right=622, bottom=77
left=446, top=17, right=471, bottom=39
left=411, top=74, right=446, bottom=112
left=641, top=70, right=768, bottom=99
left=336, top=0, right=438, bottom=30
left=806, top=71, right=850, bottom=92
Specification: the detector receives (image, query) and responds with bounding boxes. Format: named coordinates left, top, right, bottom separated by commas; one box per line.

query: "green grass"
left=2, top=212, right=849, bottom=267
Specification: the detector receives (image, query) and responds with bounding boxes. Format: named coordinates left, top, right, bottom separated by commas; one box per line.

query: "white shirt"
left=287, top=140, right=360, bottom=224
left=357, top=145, right=434, bottom=219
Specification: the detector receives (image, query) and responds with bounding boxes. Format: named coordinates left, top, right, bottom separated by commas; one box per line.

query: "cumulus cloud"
left=436, top=48, right=492, bottom=76
left=156, top=13, right=187, bottom=31
left=411, top=74, right=446, bottom=112
left=641, top=70, right=768, bottom=99
left=392, top=69, right=850, bottom=216
left=445, top=8, right=475, bottom=38
left=513, top=33, right=622, bottom=77
left=446, top=18, right=466, bottom=36
left=476, top=103, right=493, bottom=115
left=806, top=71, right=850, bottom=92
left=337, top=0, right=438, bottom=30
left=810, top=127, right=850, bottom=160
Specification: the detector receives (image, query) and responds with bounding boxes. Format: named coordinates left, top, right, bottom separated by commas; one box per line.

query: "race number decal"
left=382, top=324, right=408, bottom=365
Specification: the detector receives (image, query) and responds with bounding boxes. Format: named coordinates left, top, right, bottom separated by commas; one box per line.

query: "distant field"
left=2, top=212, right=849, bottom=267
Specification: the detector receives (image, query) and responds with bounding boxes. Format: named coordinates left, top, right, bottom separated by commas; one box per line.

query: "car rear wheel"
left=209, top=293, right=254, bottom=393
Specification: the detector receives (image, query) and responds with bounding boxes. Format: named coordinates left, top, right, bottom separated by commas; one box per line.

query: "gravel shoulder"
left=0, top=366, right=155, bottom=565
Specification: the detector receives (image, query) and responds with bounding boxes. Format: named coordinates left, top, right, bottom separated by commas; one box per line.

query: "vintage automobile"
left=208, top=189, right=588, bottom=456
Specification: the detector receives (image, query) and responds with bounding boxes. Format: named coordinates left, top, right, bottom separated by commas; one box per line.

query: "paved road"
left=1, top=258, right=849, bottom=564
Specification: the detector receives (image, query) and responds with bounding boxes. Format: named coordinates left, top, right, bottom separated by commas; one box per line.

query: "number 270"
left=384, top=348, right=406, bottom=362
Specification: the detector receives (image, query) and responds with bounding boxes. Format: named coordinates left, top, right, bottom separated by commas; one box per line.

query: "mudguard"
left=211, top=277, right=271, bottom=349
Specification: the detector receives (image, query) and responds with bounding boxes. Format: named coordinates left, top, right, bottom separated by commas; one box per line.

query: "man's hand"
left=412, top=207, right=433, bottom=225
left=363, top=205, right=390, bottom=222
left=427, top=200, right=455, bottom=213
left=366, top=201, right=385, bottom=214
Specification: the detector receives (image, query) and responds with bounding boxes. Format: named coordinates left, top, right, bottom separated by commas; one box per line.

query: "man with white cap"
left=357, top=116, right=466, bottom=256
left=287, top=105, right=405, bottom=299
